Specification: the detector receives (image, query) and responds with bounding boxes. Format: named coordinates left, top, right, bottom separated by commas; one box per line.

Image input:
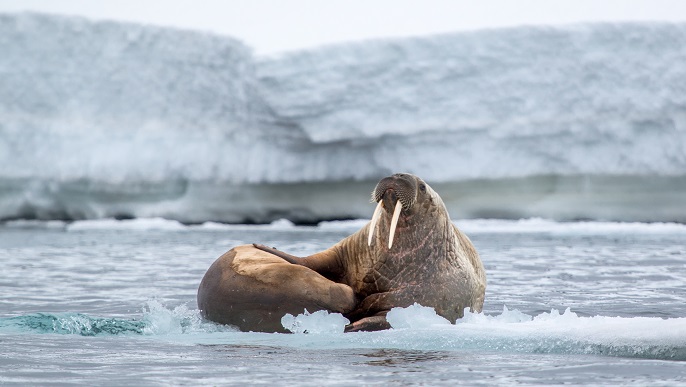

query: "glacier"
left=1, top=13, right=685, bottom=223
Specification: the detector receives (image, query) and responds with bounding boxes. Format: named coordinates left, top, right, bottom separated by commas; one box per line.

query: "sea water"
left=1, top=218, right=685, bottom=385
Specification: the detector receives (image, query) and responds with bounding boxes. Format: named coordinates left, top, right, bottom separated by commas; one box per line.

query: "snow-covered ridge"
left=0, top=13, right=257, bottom=183
left=257, top=23, right=686, bottom=180
left=1, top=13, right=685, bottom=222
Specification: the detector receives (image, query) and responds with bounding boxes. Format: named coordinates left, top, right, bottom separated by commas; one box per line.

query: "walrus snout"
left=372, top=174, right=417, bottom=211
left=368, top=174, right=419, bottom=249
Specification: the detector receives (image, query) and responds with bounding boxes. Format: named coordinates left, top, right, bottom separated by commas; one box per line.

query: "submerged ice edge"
left=4, top=217, right=686, bottom=234
left=1, top=302, right=685, bottom=361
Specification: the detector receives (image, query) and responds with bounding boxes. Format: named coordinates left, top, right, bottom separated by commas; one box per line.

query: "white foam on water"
left=141, top=300, right=236, bottom=335
left=2, top=219, right=68, bottom=229
left=55, top=217, right=306, bottom=234
left=7, top=217, right=680, bottom=235
left=316, top=219, right=370, bottom=231
left=191, top=218, right=299, bottom=231
left=455, top=218, right=686, bottom=234
left=66, top=217, right=187, bottom=231
left=317, top=218, right=686, bottom=235
left=61, top=217, right=299, bottom=232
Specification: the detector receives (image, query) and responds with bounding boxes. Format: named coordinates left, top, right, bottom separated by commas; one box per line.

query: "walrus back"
left=453, top=224, right=487, bottom=311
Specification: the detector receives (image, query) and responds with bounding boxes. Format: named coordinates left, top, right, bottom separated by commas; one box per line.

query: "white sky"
left=2, top=0, right=686, bottom=54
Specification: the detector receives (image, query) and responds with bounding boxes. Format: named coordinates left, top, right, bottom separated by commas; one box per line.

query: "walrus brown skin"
left=196, top=245, right=357, bottom=333
left=197, top=173, right=486, bottom=332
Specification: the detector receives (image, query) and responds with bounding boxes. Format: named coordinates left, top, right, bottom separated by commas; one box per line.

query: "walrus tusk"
left=368, top=200, right=384, bottom=246
left=388, top=200, right=402, bottom=249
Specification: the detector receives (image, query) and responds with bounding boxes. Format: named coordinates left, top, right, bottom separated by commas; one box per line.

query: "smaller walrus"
left=197, top=173, right=486, bottom=332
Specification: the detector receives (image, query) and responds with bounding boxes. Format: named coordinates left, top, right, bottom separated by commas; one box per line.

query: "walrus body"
left=197, top=245, right=357, bottom=333
left=197, top=173, right=486, bottom=332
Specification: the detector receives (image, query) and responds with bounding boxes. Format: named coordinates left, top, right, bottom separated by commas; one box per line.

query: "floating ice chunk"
left=533, top=307, right=579, bottom=322
left=281, top=309, right=350, bottom=334
left=386, top=303, right=451, bottom=329
left=460, top=305, right=533, bottom=324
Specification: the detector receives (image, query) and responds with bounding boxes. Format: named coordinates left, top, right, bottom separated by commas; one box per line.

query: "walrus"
left=197, top=173, right=486, bottom=332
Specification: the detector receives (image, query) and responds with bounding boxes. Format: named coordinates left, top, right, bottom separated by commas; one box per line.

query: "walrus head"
left=367, top=173, right=446, bottom=249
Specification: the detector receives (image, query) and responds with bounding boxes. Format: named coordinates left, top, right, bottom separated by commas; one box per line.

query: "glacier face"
left=257, top=24, right=686, bottom=181
left=0, top=13, right=257, bottom=183
left=1, top=14, right=685, bottom=223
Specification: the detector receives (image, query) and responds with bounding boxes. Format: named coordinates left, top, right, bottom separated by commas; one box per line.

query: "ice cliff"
left=1, top=13, right=685, bottom=223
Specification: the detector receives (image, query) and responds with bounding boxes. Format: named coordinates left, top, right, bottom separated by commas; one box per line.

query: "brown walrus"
left=197, top=173, right=486, bottom=332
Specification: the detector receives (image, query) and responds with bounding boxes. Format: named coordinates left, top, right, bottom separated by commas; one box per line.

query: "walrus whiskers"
left=368, top=200, right=384, bottom=246
left=388, top=200, right=402, bottom=249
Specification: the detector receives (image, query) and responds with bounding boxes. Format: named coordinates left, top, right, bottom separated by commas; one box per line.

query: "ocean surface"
left=1, top=218, right=685, bottom=386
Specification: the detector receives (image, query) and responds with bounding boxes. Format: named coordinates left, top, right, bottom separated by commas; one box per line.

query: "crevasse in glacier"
left=1, top=13, right=685, bottom=222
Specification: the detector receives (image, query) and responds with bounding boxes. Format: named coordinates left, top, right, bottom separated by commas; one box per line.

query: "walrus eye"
left=419, top=184, right=426, bottom=193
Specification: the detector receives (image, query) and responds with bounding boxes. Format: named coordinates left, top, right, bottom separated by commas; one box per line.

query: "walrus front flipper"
left=252, top=243, right=301, bottom=264
left=344, top=314, right=391, bottom=332
left=344, top=289, right=417, bottom=332
left=253, top=243, right=347, bottom=282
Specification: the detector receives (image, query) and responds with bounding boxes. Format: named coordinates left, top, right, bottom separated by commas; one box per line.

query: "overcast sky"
left=2, top=0, right=686, bottom=54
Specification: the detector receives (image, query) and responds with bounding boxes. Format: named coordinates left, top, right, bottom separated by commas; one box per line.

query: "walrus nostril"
left=385, top=189, right=398, bottom=203
left=372, top=176, right=396, bottom=202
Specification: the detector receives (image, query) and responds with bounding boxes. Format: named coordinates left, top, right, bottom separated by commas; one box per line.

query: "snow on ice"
left=1, top=14, right=685, bottom=223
